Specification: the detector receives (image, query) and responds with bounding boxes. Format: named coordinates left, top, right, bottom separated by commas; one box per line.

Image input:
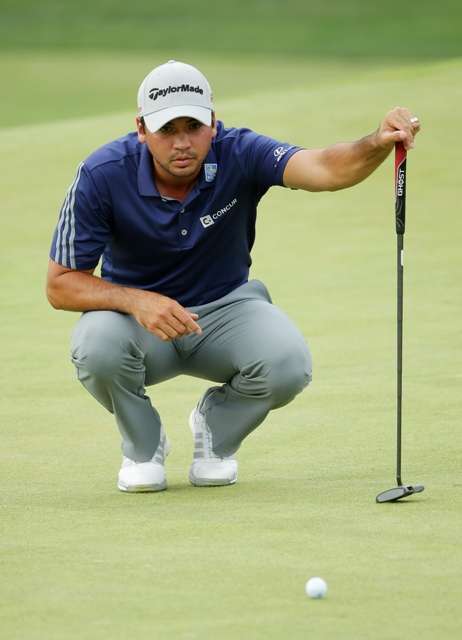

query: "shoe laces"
left=194, top=412, right=234, bottom=462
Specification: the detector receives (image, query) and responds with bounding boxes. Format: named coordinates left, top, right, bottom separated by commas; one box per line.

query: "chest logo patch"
left=204, top=163, right=218, bottom=182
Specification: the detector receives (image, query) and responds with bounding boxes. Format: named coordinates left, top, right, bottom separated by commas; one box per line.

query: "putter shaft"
left=397, top=233, right=403, bottom=486
left=376, top=143, right=424, bottom=503
left=394, top=143, right=407, bottom=487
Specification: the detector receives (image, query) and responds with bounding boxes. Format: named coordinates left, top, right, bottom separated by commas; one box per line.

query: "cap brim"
left=143, top=106, right=212, bottom=132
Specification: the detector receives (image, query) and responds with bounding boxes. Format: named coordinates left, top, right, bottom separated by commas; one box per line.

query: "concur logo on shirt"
left=200, top=198, right=238, bottom=228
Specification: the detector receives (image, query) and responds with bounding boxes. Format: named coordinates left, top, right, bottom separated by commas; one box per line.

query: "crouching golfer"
left=47, top=60, right=420, bottom=492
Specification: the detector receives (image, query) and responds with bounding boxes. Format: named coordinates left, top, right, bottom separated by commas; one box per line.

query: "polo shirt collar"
left=138, top=144, right=160, bottom=197
left=137, top=142, right=218, bottom=197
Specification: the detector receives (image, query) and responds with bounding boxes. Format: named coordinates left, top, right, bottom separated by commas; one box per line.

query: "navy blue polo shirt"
left=50, top=121, right=301, bottom=306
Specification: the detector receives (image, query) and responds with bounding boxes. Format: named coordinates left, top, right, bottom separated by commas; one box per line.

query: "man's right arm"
left=46, top=259, right=202, bottom=341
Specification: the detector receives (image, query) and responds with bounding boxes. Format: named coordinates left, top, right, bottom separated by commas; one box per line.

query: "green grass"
left=1, top=0, right=462, bottom=58
left=1, top=50, right=462, bottom=639
left=0, top=51, right=396, bottom=128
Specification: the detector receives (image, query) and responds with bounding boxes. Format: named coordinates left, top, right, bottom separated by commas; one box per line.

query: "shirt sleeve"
left=234, top=128, right=303, bottom=191
left=49, top=162, right=111, bottom=270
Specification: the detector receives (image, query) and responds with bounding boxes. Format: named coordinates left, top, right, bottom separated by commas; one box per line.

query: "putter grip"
left=395, top=142, right=406, bottom=235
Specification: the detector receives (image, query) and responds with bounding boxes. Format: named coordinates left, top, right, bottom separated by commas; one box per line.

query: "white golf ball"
left=305, top=577, right=328, bottom=599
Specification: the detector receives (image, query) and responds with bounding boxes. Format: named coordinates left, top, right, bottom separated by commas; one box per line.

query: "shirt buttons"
left=181, top=229, right=188, bottom=236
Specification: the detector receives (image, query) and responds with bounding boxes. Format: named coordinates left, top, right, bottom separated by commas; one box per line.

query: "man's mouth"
left=172, top=157, right=195, bottom=168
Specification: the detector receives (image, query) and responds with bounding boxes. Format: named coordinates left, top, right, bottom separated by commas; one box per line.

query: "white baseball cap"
left=137, top=60, right=213, bottom=132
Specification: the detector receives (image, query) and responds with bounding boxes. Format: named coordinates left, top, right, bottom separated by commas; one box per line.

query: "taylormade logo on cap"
left=138, top=60, right=213, bottom=132
left=148, top=85, right=204, bottom=101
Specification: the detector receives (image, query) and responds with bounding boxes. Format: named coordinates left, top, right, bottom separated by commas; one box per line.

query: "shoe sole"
left=189, top=473, right=237, bottom=487
left=117, top=481, right=167, bottom=493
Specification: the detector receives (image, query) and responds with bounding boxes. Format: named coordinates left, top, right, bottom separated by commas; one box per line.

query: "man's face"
left=137, top=115, right=216, bottom=181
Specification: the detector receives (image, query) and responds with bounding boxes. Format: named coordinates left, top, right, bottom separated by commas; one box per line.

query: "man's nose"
left=173, top=132, right=191, bottom=149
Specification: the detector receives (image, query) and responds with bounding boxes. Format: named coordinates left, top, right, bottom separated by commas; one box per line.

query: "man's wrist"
left=118, top=286, right=141, bottom=315
left=370, top=127, right=394, bottom=155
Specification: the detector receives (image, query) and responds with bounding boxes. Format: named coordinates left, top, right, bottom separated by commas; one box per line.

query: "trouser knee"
left=238, top=346, right=312, bottom=408
left=71, top=311, right=143, bottom=382
left=265, top=349, right=312, bottom=407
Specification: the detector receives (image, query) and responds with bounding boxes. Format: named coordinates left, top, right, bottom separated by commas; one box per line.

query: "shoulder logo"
left=272, top=145, right=295, bottom=168
left=273, top=145, right=288, bottom=162
left=204, top=163, right=217, bottom=182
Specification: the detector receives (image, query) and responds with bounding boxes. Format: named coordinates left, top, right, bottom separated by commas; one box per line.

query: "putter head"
left=376, top=484, right=424, bottom=503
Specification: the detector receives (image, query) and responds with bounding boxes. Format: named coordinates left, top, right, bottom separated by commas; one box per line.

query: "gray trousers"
left=71, top=280, right=312, bottom=462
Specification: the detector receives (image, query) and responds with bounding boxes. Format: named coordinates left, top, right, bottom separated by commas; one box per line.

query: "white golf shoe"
left=189, top=408, right=238, bottom=487
left=117, top=427, right=170, bottom=493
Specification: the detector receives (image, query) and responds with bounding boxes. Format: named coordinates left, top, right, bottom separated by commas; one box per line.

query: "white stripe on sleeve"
left=54, top=162, right=84, bottom=266
left=67, top=163, right=84, bottom=269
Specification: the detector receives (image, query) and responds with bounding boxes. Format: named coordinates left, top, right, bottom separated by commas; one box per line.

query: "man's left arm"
left=283, top=107, right=421, bottom=193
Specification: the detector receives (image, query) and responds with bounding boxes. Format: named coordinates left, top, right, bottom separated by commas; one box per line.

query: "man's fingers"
left=168, top=313, right=202, bottom=337
left=381, top=129, right=406, bottom=145
left=167, top=314, right=190, bottom=336
left=382, top=124, right=413, bottom=150
left=384, top=107, right=421, bottom=150
left=410, top=116, right=421, bottom=134
left=159, top=322, right=178, bottom=339
left=152, top=327, right=170, bottom=341
left=185, top=315, right=202, bottom=335
left=173, top=308, right=202, bottom=335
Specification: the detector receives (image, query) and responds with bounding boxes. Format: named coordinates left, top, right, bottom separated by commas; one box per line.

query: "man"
left=47, top=60, right=420, bottom=493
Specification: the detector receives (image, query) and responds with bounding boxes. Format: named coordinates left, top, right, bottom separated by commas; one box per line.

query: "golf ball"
left=305, top=577, right=327, bottom=599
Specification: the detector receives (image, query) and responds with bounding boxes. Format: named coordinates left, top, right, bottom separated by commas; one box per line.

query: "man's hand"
left=128, top=289, right=202, bottom=341
left=375, top=106, right=421, bottom=151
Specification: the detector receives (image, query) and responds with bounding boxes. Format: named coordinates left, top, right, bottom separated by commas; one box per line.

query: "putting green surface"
left=2, top=0, right=461, bottom=58
left=1, top=51, right=462, bottom=639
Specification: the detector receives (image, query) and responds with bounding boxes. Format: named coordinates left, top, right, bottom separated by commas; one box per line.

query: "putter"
left=375, top=142, right=425, bottom=504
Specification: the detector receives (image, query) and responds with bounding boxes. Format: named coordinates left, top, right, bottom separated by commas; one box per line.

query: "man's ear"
left=136, top=116, right=146, bottom=143
left=211, top=112, right=217, bottom=138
